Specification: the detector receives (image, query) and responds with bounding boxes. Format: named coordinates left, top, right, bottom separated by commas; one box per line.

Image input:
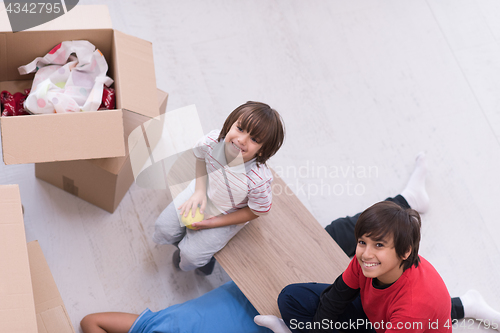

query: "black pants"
left=323, top=195, right=464, bottom=321
left=279, top=283, right=375, bottom=333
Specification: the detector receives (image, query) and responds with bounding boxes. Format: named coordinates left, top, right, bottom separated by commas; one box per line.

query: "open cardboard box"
left=0, top=5, right=160, bottom=165
left=0, top=184, right=74, bottom=333
left=35, top=89, right=168, bottom=213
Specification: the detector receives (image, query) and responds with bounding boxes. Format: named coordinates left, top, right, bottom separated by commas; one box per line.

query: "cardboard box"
left=0, top=184, right=37, bottom=332
left=0, top=5, right=160, bottom=165
left=28, top=241, right=75, bottom=333
left=34, top=89, right=168, bottom=213
left=0, top=184, right=74, bottom=333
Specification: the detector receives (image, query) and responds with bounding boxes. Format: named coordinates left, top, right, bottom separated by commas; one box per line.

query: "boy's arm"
left=191, top=206, right=258, bottom=229
left=310, top=274, right=360, bottom=333
left=194, top=158, right=208, bottom=192
left=179, top=158, right=208, bottom=216
left=81, top=312, right=139, bottom=333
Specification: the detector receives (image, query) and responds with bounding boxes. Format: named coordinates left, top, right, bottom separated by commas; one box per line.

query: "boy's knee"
left=179, top=246, right=211, bottom=270
left=278, top=284, right=302, bottom=312
left=153, top=228, right=176, bottom=245
left=153, top=221, right=184, bottom=245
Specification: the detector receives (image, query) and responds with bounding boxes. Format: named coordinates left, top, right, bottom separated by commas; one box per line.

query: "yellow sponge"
left=180, top=207, right=205, bottom=229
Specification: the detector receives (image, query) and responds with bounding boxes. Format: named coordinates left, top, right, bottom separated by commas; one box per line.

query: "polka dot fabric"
left=18, top=40, right=113, bottom=114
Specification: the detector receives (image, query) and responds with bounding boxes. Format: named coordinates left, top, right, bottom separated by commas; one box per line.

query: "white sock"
left=461, top=290, right=500, bottom=330
left=401, top=152, right=429, bottom=214
left=254, top=315, right=292, bottom=333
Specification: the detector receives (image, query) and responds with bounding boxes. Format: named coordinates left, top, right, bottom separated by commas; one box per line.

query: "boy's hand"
left=178, top=190, right=207, bottom=217
left=190, top=216, right=219, bottom=230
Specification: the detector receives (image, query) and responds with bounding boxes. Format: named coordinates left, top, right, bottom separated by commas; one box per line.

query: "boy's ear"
left=402, top=247, right=412, bottom=261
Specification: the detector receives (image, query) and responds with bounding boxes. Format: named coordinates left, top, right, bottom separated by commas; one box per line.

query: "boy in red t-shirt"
left=254, top=153, right=499, bottom=333
left=278, top=201, right=451, bottom=333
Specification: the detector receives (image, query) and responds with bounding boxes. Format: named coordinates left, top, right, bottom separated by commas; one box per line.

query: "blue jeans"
left=278, top=283, right=376, bottom=333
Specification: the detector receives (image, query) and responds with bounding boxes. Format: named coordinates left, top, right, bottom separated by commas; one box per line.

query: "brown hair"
left=218, top=101, right=285, bottom=165
left=354, top=201, right=421, bottom=271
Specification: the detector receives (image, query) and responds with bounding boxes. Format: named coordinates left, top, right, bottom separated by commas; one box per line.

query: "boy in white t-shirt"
left=153, top=101, right=285, bottom=275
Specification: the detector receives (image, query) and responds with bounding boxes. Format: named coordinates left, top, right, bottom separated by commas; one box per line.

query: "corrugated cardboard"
left=0, top=184, right=38, bottom=333
left=0, top=184, right=74, bottom=332
left=35, top=89, right=168, bottom=213
left=27, top=241, right=75, bottom=333
left=0, top=5, right=159, bottom=164
left=1, top=110, right=125, bottom=164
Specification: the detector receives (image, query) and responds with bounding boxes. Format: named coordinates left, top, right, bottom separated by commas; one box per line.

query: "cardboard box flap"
left=113, top=30, right=159, bottom=118
left=28, top=241, right=75, bottom=333
left=27, top=241, right=63, bottom=313
left=0, top=34, right=6, bottom=82
left=1, top=110, right=126, bottom=165
left=0, top=185, right=38, bottom=333
left=37, top=307, right=74, bottom=333
left=0, top=4, right=112, bottom=32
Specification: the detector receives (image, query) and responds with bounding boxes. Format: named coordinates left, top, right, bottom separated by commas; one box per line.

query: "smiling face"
left=356, top=234, right=410, bottom=285
left=224, top=120, right=263, bottom=164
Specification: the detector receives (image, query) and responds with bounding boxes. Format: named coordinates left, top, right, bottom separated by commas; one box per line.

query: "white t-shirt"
left=193, top=129, right=273, bottom=216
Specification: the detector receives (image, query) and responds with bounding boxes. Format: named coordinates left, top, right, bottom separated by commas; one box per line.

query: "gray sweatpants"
left=153, top=180, right=247, bottom=271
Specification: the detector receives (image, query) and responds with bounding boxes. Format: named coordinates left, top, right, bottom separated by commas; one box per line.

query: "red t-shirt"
left=342, top=255, right=451, bottom=332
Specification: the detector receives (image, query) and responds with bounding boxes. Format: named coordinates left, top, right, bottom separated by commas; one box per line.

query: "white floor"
left=1, top=0, right=499, bottom=332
